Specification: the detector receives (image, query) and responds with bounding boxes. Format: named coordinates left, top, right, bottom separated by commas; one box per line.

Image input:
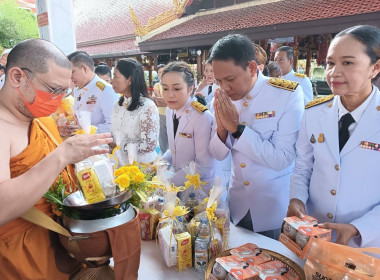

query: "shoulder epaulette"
left=305, top=94, right=334, bottom=109
left=96, top=81, right=105, bottom=91
left=268, top=78, right=298, bottom=92
left=294, top=72, right=307, bottom=78
left=191, top=101, right=208, bottom=113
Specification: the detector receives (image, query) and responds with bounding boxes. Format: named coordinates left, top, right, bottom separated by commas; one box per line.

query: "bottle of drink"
left=156, top=197, right=165, bottom=213
left=173, top=216, right=187, bottom=235
left=194, top=218, right=210, bottom=272
left=185, top=192, right=199, bottom=221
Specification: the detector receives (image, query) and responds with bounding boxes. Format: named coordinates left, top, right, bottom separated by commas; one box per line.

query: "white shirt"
left=337, top=91, right=374, bottom=136
left=282, top=69, right=313, bottom=105
left=0, top=74, right=5, bottom=90
left=73, top=75, right=119, bottom=133
left=111, top=96, right=159, bottom=164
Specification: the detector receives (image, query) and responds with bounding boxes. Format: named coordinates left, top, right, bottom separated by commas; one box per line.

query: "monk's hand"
left=287, top=198, right=306, bottom=218
left=57, top=133, right=113, bottom=164
left=319, top=222, right=359, bottom=245
left=58, top=123, right=78, bottom=137
left=214, top=88, right=240, bottom=133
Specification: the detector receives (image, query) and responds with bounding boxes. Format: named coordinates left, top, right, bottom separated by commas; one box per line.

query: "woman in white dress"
left=110, top=58, right=159, bottom=165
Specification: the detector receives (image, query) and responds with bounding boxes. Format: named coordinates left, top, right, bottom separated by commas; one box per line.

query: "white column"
left=36, top=0, right=76, bottom=55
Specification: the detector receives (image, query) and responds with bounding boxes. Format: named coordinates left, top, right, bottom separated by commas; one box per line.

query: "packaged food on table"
left=158, top=225, right=178, bottom=268
left=216, top=255, right=258, bottom=280
left=139, top=212, right=151, bottom=240
left=253, top=260, right=299, bottom=280
left=305, top=239, right=380, bottom=280
left=175, top=232, right=192, bottom=271
left=231, top=243, right=271, bottom=266
left=279, top=215, right=331, bottom=259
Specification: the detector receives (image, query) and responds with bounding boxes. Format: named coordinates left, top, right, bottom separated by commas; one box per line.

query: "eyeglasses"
left=21, top=67, right=72, bottom=99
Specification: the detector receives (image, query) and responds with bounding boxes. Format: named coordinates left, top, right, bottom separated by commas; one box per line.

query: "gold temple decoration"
left=130, top=0, right=190, bottom=37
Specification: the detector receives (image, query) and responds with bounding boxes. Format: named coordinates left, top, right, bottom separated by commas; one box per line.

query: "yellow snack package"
left=175, top=232, right=192, bottom=271
left=76, top=168, right=105, bottom=204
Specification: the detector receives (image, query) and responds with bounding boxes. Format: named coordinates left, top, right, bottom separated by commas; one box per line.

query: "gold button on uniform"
left=330, top=189, right=336, bottom=195
left=240, top=163, right=246, bottom=168
left=327, top=213, right=333, bottom=219
left=327, top=102, right=332, bottom=108
left=243, top=102, right=249, bottom=107
left=244, top=181, right=249, bottom=186
left=241, top=121, right=247, bottom=125
left=377, top=105, right=380, bottom=111
left=335, top=164, right=340, bottom=171
left=246, top=95, right=252, bottom=100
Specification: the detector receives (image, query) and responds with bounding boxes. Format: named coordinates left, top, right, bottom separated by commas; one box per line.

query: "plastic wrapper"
left=157, top=185, right=190, bottom=268
left=305, top=239, right=380, bottom=280
left=54, top=95, right=77, bottom=126
left=189, top=177, right=229, bottom=258
left=181, top=161, right=208, bottom=210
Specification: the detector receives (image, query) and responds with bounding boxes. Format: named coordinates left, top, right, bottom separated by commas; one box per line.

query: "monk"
left=0, top=39, right=112, bottom=279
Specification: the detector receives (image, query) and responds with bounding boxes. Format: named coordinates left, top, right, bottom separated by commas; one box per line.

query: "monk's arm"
left=0, top=133, right=112, bottom=227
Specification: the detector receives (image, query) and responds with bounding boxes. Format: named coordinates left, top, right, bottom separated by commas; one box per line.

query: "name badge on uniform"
left=361, top=141, right=380, bottom=151
left=179, top=133, right=192, bottom=138
left=86, top=95, right=97, bottom=105
left=255, top=111, right=275, bottom=119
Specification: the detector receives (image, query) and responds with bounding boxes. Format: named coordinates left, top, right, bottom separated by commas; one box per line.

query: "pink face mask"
left=17, top=72, right=63, bottom=118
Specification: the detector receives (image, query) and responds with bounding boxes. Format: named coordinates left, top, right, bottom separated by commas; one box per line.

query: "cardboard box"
left=253, top=260, right=299, bottom=280
left=175, top=232, right=192, bottom=271
left=230, top=243, right=271, bottom=266
left=216, top=255, right=259, bottom=280
left=279, top=216, right=331, bottom=259
left=158, top=226, right=177, bottom=267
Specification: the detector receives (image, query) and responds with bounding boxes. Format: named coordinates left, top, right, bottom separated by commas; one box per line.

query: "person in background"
left=288, top=25, right=380, bottom=248
left=67, top=51, right=119, bottom=135
left=195, top=60, right=218, bottom=108
left=263, top=61, right=282, bottom=78
left=153, top=64, right=169, bottom=154
left=110, top=58, right=159, bottom=164
left=95, top=63, right=112, bottom=84
left=253, top=44, right=267, bottom=72
left=209, top=34, right=304, bottom=239
left=0, top=38, right=112, bottom=279
left=0, top=49, right=11, bottom=90
left=373, top=72, right=380, bottom=89
left=161, top=61, right=219, bottom=194
left=0, top=64, right=5, bottom=89
left=275, top=46, right=313, bottom=105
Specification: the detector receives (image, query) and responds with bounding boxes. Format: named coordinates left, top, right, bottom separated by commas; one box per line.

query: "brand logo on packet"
left=181, top=240, right=189, bottom=246
left=313, top=272, right=332, bottom=280
left=82, top=172, right=91, bottom=181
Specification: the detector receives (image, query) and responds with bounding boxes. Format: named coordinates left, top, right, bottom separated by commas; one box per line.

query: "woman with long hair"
left=110, top=58, right=159, bottom=164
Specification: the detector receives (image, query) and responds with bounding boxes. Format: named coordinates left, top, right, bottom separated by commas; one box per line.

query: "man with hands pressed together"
left=0, top=39, right=112, bottom=279
left=209, top=34, right=304, bottom=239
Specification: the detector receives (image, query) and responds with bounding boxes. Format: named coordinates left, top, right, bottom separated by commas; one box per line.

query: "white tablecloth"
left=137, top=224, right=304, bottom=280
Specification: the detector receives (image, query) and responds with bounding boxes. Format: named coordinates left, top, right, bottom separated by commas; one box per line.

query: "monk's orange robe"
left=0, top=117, right=73, bottom=280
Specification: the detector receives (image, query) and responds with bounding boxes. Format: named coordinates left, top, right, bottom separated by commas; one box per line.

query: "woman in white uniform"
left=288, top=25, right=380, bottom=248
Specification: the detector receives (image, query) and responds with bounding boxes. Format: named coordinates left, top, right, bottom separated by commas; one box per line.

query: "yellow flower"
left=115, top=174, right=130, bottom=190
left=134, top=172, right=145, bottom=183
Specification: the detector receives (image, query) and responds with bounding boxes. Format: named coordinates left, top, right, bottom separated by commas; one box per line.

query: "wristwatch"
left=231, top=124, right=246, bottom=139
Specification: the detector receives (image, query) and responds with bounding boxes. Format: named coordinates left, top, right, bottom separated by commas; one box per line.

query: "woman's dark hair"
left=162, top=61, right=195, bottom=89
left=263, top=61, right=282, bottom=77
left=334, top=25, right=380, bottom=64
left=95, top=64, right=111, bottom=77
left=117, top=58, right=148, bottom=111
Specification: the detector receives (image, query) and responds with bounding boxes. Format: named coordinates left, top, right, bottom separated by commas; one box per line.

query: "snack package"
left=157, top=185, right=190, bottom=268
left=75, top=164, right=105, bottom=204
left=279, top=215, right=331, bottom=259
left=305, top=239, right=380, bottom=280
left=231, top=244, right=271, bottom=266
left=54, top=95, right=76, bottom=126
left=189, top=178, right=229, bottom=259
left=139, top=212, right=151, bottom=240
left=175, top=232, right=192, bottom=271
left=148, top=208, right=161, bottom=240
left=216, top=255, right=259, bottom=280
left=253, top=260, right=299, bottom=280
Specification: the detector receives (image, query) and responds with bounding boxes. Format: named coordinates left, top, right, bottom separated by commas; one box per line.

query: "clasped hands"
left=213, top=88, right=240, bottom=140
left=287, top=198, right=359, bottom=245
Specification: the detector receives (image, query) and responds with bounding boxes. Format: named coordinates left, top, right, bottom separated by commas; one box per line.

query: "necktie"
left=173, top=114, right=179, bottom=138
left=208, top=85, right=213, bottom=95
left=339, top=113, right=355, bottom=151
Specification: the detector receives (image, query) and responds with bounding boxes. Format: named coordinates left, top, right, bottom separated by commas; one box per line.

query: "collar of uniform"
left=281, top=69, right=295, bottom=80
left=248, top=69, right=265, bottom=100
left=337, top=87, right=375, bottom=123
left=77, top=74, right=97, bottom=90
left=173, top=97, right=193, bottom=118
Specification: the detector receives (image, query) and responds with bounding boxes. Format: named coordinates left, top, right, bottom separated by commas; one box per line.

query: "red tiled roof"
left=73, top=0, right=174, bottom=44
left=146, top=0, right=380, bottom=42
left=77, top=39, right=138, bottom=56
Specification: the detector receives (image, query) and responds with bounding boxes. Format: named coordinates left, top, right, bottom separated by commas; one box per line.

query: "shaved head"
left=6, top=39, right=71, bottom=75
